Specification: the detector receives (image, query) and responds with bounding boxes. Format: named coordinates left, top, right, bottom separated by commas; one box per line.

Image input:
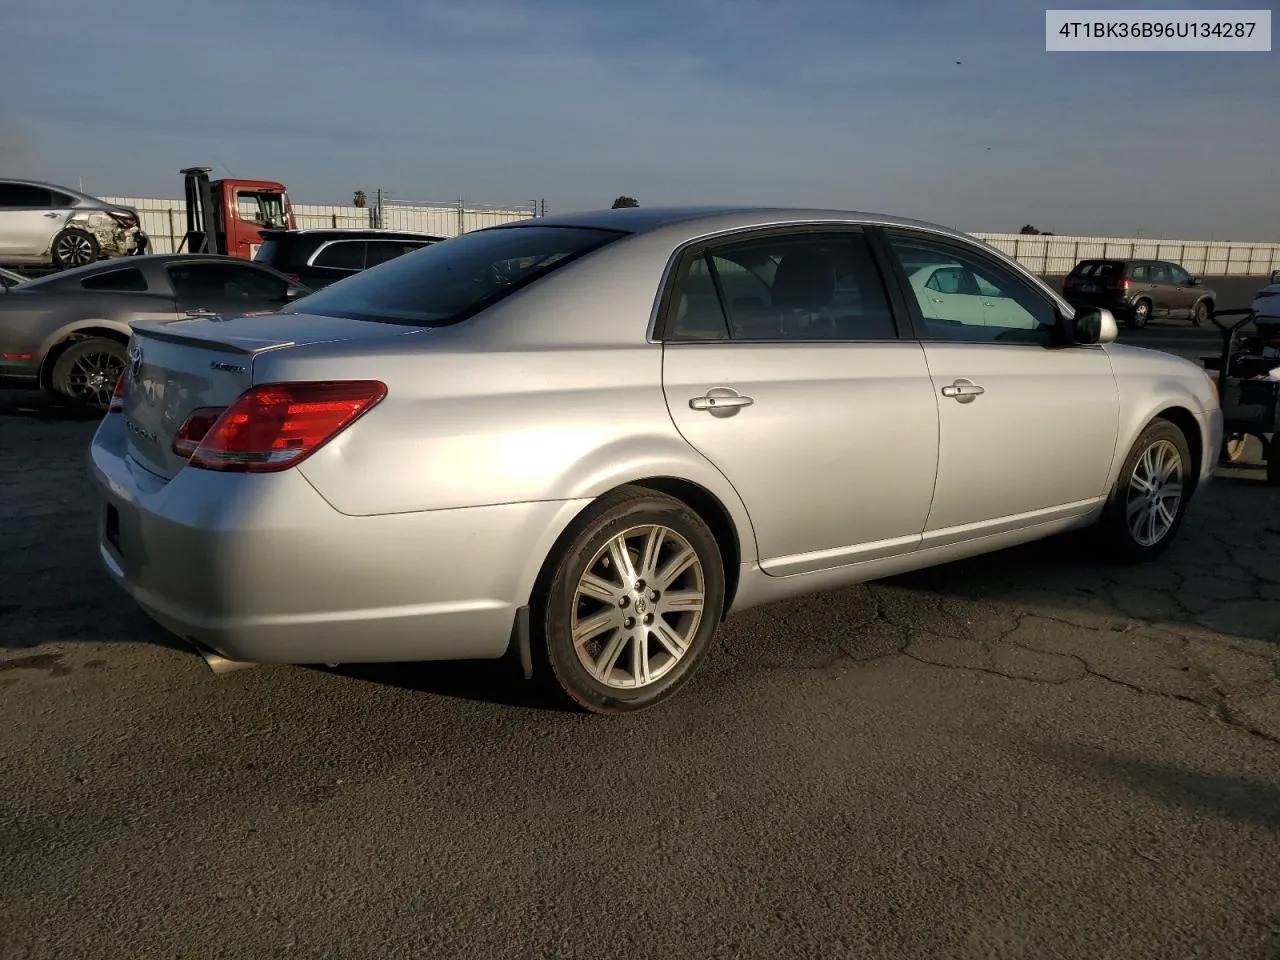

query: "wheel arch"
left=518, top=473, right=753, bottom=623
left=1152, top=405, right=1204, bottom=493
left=1109, top=403, right=1204, bottom=503
left=38, top=321, right=132, bottom=391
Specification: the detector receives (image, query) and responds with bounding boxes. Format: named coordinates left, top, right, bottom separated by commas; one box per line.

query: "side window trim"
left=870, top=226, right=1063, bottom=345
left=308, top=239, right=366, bottom=270
left=655, top=223, right=906, bottom=343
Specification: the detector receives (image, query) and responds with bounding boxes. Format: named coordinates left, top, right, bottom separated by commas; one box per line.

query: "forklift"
left=180, top=166, right=296, bottom=261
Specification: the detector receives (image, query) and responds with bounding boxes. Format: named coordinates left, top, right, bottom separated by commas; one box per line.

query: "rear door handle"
left=43, top=212, right=61, bottom=218
left=690, top=388, right=754, bottom=415
left=940, top=379, right=985, bottom=403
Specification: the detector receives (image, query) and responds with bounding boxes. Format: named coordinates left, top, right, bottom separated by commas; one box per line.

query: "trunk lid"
left=120, top=312, right=415, bottom=480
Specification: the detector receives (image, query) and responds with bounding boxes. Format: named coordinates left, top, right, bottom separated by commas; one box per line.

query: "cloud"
left=4, top=0, right=1278, bottom=237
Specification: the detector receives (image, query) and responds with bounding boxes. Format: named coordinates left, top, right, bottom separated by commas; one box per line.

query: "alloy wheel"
left=66, top=349, right=125, bottom=409
left=55, top=234, right=95, bottom=266
left=571, top=524, right=706, bottom=689
left=1125, top=439, right=1183, bottom=547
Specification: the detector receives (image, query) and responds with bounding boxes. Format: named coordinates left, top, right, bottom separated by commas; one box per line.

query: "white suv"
left=0, top=179, right=146, bottom=269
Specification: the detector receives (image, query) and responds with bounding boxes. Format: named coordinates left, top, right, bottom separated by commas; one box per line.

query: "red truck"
left=180, top=167, right=296, bottom=261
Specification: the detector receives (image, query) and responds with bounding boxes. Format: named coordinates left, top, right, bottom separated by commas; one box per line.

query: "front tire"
left=51, top=228, right=99, bottom=269
left=1096, top=420, right=1193, bottom=562
left=1192, top=300, right=1210, bottom=327
left=50, top=338, right=127, bottom=411
left=537, top=486, right=725, bottom=714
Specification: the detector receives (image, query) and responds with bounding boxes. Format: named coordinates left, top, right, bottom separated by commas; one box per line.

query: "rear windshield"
left=1071, top=260, right=1124, bottom=279
left=285, top=225, right=626, bottom=326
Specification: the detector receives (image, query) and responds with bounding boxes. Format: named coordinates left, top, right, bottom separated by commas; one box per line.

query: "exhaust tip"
left=187, top=640, right=258, bottom=676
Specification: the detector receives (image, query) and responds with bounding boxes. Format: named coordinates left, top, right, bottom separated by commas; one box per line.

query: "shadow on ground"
left=1036, top=742, right=1280, bottom=831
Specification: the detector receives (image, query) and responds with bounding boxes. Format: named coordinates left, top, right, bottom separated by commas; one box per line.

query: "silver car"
left=89, top=207, right=1223, bottom=713
left=0, top=179, right=146, bottom=269
left=0, top=254, right=308, bottom=409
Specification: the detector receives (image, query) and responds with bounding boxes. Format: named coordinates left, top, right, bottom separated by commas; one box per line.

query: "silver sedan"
left=89, top=207, right=1223, bottom=713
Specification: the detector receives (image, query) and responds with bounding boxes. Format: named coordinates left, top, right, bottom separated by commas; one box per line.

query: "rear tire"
left=50, top=338, right=127, bottom=411
left=51, top=228, right=99, bottom=269
left=1096, top=420, right=1192, bottom=562
left=536, top=486, right=725, bottom=714
left=1127, top=299, right=1151, bottom=329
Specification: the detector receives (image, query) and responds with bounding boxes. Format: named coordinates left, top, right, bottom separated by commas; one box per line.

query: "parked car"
left=91, top=206, right=1222, bottom=714
left=0, top=179, right=148, bottom=269
left=1062, top=258, right=1216, bottom=329
left=252, top=228, right=445, bottom=289
left=0, top=254, right=308, bottom=409
left=0, top=266, right=27, bottom=289
left=1253, top=268, right=1280, bottom=320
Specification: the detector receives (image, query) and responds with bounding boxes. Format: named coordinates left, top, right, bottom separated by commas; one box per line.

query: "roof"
left=261, top=228, right=446, bottom=240
left=497, top=205, right=973, bottom=241
left=0, top=178, right=114, bottom=204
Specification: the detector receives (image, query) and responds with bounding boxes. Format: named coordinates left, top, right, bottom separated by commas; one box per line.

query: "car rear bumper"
left=89, top=415, right=586, bottom=665
left=1063, top=291, right=1134, bottom=312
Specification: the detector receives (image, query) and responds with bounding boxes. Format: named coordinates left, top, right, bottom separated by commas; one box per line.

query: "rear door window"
left=312, top=240, right=366, bottom=271
left=1129, top=263, right=1149, bottom=282
left=669, top=231, right=898, bottom=342
left=1149, top=263, right=1171, bottom=284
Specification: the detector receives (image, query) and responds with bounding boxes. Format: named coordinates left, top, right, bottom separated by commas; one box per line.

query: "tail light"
left=182, top=380, right=387, bottom=472
left=107, top=372, right=127, bottom=413
left=1117, top=278, right=1131, bottom=292
left=172, top=407, right=227, bottom=457
left=107, top=211, right=138, bottom=229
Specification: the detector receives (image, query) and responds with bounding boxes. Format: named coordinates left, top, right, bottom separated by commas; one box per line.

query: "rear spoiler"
left=131, top=320, right=296, bottom=355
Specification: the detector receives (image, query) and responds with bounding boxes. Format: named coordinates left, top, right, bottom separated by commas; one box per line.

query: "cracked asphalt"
left=2, top=386, right=1279, bottom=960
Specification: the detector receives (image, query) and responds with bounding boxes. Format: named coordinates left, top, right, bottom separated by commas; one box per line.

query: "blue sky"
left=1, top=0, right=1276, bottom=238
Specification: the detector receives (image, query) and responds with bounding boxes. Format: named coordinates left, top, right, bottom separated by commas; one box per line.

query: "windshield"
left=237, top=192, right=289, bottom=228
left=285, top=225, right=626, bottom=326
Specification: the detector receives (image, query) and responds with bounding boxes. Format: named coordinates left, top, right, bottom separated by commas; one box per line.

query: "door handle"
left=43, top=212, right=61, bottom=218
left=928, top=296, right=945, bottom=304
left=940, top=379, right=985, bottom=403
left=690, top=388, right=754, bottom=415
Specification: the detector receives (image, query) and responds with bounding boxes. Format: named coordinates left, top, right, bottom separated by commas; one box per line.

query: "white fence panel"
left=96, top=200, right=1280, bottom=277
left=971, top=232, right=1280, bottom=276
left=100, top=196, right=538, bottom=252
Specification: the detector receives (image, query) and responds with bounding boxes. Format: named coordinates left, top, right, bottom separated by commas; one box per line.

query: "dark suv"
left=252, top=228, right=445, bottom=290
left=1062, top=259, right=1215, bottom=329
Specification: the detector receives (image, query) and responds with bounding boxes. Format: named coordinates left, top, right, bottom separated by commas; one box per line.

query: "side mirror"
left=285, top=285, right=306, bottom=301
left=1271, top=269, right=1280, bottom=285
left=1071, top=306, right=1118, bottom=345
left=1188, top=276, right=1200, bottom=286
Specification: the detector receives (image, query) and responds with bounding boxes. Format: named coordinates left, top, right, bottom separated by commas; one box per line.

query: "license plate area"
left=104, top=504, right=121, bottom=555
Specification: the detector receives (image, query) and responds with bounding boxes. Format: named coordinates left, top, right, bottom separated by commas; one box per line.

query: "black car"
left=252, top=229, right=445, bottom=290
left=1062, top=258, right=1216, bottom=329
